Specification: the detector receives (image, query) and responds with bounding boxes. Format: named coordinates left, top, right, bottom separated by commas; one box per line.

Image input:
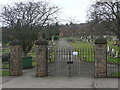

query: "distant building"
left=59, top=24, right=87, bottom=37
left=59, top=23, right=114, bottom=37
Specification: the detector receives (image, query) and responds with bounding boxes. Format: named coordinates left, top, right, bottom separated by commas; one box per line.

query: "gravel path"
left=57, top=38, right=73, bottom=49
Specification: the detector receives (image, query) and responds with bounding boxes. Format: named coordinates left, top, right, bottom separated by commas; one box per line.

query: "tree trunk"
left=22, top=47, right=28, bottom=56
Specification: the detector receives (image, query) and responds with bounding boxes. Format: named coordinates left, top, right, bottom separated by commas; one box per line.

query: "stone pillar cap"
left=94, top=37, right=107, bottom=44
left=10, top=39, right=21, bottom=45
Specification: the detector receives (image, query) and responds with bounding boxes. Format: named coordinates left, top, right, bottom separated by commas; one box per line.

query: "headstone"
left=111, top=48, right=115, bottom=57
left=107, top=46, right=110, bottom=52
left=0, top=43, right=2, bottom=47
left=53, top=42, right=55, bottom=46
left=114, top=51, right=118, bottom=58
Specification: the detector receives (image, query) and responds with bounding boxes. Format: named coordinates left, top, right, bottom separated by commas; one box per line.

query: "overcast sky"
left=0, top=0, right=96, bottom=25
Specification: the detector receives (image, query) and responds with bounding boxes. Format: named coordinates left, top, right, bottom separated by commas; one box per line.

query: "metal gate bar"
left=48, top=48, right=95, bottom=77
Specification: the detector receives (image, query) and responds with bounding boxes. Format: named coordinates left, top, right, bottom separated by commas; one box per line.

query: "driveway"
left=2, top=68, right=119, bottom=88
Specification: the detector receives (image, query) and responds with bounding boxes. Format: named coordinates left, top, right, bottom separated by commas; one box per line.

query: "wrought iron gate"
left=107, top=48, right=120, bottom=78
left=47, top=48, right=95, bottom=77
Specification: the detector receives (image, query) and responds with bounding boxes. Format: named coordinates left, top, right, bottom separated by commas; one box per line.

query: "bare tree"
left=1, top=1, right=60, bottom=27
left=67, top=17, right=80, bottom=37
left=67, top=17, right=79, bottom=25
left=1, top=1, right=60, bottom=56
left=87, top=1, right=120, bottom=39
left=88, top=1, right=120, bottom=59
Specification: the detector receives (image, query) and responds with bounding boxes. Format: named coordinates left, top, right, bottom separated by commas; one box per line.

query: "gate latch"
left=67, top=61, right=73, bottom=64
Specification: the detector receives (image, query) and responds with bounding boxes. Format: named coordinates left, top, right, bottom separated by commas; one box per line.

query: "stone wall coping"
left=9, top=39, right=21, bottom=46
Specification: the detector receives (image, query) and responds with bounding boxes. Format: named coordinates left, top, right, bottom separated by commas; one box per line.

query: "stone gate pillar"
left=94, top=37, right=107, bottom=77
left=35, top=40, right=48, bottom=77
left=9, top=39, right=23, bottom=76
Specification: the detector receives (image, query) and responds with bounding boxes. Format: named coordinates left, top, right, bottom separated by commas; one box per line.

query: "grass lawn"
left=71, top=40, right=118, bottom=50
left=107, top=57, right=120, bottom=64
left=108, top=41, right=118, bottom=51
left=71, top=41, right=93, bottom=49
left=2, top=64, right=9, bottom=69
left=2, top=48, right=10, bottom=54
left=74, top=48, right=95, bottom=62
left=70, top=41, right=94, bottom=62
left=0, top=71, right=9, bottom=76
left=111, top=72, right=120, bottom=77
left=32, top=61, right=36, bottom=67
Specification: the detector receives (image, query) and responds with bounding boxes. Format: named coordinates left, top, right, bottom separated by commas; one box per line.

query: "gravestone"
left=114, top=51, right=118, bottom=58
left=107, top=45, right=110, bottom=53
left=111, top=48, right=115, bottom=57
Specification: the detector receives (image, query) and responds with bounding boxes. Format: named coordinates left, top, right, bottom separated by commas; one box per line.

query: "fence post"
left=94, top=37, right=107, bottom=77
left=35, top=39, right=48, bottom=77
left=9, top=39, right=23, bottom=76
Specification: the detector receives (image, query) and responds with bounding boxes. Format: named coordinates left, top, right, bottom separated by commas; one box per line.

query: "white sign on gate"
left=73, top=51, right=78, bottom=56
